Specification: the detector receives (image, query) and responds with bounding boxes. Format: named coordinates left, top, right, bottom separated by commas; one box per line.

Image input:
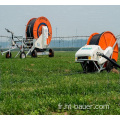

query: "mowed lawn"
left=0, top=51, right=120, bottom=115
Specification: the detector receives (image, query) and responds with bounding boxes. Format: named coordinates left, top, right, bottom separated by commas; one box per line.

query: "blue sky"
left=0, top=5, right=120, bottom=37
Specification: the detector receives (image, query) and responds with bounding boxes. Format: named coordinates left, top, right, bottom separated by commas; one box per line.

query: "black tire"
left=6, top=52, right=12, bottom=58
left=80, top=61, right=97, bottom=73
left=106, top=59, right=117, bottom=72
left=20, top=52, right=26, bottom=59
left=112, top=59, right=117, bottom=69
left=31, top=50, right=37, bottom=58
left=49, top=49, right=54, bottom=57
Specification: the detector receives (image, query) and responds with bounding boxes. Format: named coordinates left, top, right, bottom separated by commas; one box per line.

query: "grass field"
left=0, top=51, right=120, bottom=115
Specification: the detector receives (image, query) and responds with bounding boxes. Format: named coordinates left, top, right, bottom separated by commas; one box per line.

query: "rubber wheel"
left=112, top=59, right=117, bottom=69
left=49, top=49, right=54, bottom=57
left=6, top=52, right=12, bottom=58
left=106, top=59, right=117, bottom=72
left=31, top=50, right=37, bottom=58
left=20, top=52, right=26, bottom=59
left=81, top=61, right=97, bottom=73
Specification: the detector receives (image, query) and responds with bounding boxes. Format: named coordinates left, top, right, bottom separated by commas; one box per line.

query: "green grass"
left=0, top=51, right=120, bottom=115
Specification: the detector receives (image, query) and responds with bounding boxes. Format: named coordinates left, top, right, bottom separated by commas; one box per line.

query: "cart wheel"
left=20, top=52, right=26, bottom=59
left=80, top=61, right=97, bottom=73
left=31, top=50, right=37, bottom=58
left=6, top=52, right=12, bottom=58
left=49, top=49, right=54, bottom=57
left=106, top=59, right=117, bottom=72
left=112, top=59, right=117, bottom=69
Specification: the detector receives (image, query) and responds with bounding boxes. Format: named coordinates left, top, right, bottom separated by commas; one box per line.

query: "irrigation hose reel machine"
left=1, top=16, right=54, bottom=59
left=26, top=16, right=54, bottom=58
left=75, top=31, right=120, bottom=72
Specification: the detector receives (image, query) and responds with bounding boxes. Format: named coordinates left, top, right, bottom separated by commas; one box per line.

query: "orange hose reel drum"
left=26, top=18, right=37, bottom=39
left=87, top=33, right=99, bottom=45
left=87, top=31, right=119, bottom=61
left=26, top=16, right=52, bottom=45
